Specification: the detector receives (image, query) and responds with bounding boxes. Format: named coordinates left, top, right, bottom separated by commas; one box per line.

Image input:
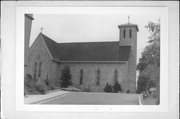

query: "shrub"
left=50, top=86, right=56, bottom=90
left=35, top=83, right=47, bottom=94
left=83, top=87, right=90, bottom=92
left=24, top=74, right=37, bottom=95
left=113, top=82, right=122, bottom=93
left=24, top=74, right=33, bottom=88
left=104, top=83, right=112, bottom=92
left=60, top=66, right=73, bottom=88
left=24, top=74, right=49, bottom=95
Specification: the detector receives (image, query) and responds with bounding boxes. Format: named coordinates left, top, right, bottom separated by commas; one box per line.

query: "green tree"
left=137, top=19, right=160, bottom=104
left=113, top=82, right=122, bottom=93
left=60, top=66, right=72, bottom=88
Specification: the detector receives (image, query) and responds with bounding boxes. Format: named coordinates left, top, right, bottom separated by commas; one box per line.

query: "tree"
left=60, top=66, right=72, bottom=88
left=113, top=82, right=122, bottom=93
left=137, top=19, right=160, bottom=104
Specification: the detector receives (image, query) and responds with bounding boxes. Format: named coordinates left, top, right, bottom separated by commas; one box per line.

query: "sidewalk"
left=142, top=97, right=157, bottom=105
left=139, top=94, right=157, bottom=105
left=24, top=89, right=69, bottom=104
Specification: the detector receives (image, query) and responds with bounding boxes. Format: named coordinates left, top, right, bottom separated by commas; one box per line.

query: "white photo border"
left=16, top=6, right=168, bottom=112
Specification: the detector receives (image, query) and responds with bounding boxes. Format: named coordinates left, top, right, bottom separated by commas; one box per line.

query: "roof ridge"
left=40, top=33, right=59, bottom=45
left=39, top=33, right=55, bottom=60
left=58, top=41, right=119, bottom=44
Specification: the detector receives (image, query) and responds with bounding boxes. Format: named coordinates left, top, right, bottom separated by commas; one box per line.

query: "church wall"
left=27, top=36, right=57, bottom=88
left=57, top=62, right=129, bottom=92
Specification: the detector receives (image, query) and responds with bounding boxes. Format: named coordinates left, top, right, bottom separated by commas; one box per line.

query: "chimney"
left=24, top=14, right=34, bottom=67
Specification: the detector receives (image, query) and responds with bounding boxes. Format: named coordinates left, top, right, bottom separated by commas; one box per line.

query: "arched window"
left=130, top=29, right=132, bottom=38
left=38, top=62, right=42, bottom=77
left=114, top=69, right=118, bottom=83
left=97, top=69, right=100, bottom=85
left=80, top=69, right=83, bottom=85
left=34, top=62, right=37, bottom=79
left=123, top=30, right=126, bottom=38
left=45, top=74, right=49, bottom=86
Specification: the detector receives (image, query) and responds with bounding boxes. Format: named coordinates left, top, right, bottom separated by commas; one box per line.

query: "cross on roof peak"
left=40, top=27, right=44, bottom=33
left=128, top=16, right=130, bottom=24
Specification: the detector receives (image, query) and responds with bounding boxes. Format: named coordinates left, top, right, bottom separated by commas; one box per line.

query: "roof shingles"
left=40, top=33, right=130, bottom=62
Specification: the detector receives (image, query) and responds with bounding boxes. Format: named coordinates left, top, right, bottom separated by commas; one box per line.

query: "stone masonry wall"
left=27, top=35, right=57, bottom=88
left=56, top=62, right=129, bottom=92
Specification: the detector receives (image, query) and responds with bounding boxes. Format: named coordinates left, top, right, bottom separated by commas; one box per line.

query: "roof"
left=118, top=23, right=139, bottom=31
left=40, top=33, right=131, bottom=62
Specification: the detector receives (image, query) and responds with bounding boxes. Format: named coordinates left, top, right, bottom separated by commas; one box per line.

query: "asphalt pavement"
left=40, top=92, right=140, bottom=105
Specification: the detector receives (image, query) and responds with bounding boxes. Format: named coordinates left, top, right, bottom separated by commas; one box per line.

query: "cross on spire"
left=128, top=16, right=130, bottom=24
left=40, top=27, right=44, bottom=33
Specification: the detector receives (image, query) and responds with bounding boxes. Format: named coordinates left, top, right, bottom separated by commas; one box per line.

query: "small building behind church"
left=25, top=15, right=139, bottom=93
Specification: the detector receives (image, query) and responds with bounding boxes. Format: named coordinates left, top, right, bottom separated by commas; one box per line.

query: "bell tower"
left=118, top=21, right=139, bottom=93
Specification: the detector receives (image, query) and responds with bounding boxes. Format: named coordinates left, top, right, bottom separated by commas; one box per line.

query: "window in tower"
left=123, top=29, right=126, bottom=38
left=130, top=29, right=132, bottom=38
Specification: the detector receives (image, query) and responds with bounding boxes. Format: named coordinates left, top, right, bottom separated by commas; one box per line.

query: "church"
left=25, top=14, right=139, bottom=93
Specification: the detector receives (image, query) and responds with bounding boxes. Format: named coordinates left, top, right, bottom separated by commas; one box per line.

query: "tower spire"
left=128, top=16, right=130, bottom=24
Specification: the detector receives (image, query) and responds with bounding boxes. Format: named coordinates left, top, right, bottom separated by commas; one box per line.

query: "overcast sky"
left=30, top=14, right=160, bottom=63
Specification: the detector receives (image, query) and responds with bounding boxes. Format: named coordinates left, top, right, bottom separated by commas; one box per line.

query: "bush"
left=50, top=86, right=56, bottom=90
left=104, top=83, right=112, bottom=92
left=83, top=87, right=90, bottom=92
left=35, top=83, right=47, bottom=94
left=24, top=74, right=37, bottom=95
left=113, top=82, right=122, bottom=93
left=24, top=74, right=33, bottom=89
left=24, top=74, right=48, bottom=95
left=60, top=66, right=73, bottom=88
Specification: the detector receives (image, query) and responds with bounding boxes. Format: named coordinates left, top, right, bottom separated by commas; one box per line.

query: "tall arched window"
left=114, top=69, right=118, bottom=83
left=45, top=74, right=49, bottom=86
left=80, top=69, right=83, bottom=85
left=97, top=69, right=100, bottom=85
left=34, top=62, right=37, bottom=79
left=130, top=29, right=132, bottom=38
left=38, top=62, right=42, bottom=77
left=123, top=30, right=126, bottom=38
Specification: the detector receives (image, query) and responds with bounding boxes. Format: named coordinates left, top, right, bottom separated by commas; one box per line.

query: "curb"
left=30, top=92, right=70, bottom=104
left=138, top=94, right=143, bottom=105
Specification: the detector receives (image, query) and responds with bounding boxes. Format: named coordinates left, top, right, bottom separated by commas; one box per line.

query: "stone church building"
left=25, top=14, right=139, bottom=93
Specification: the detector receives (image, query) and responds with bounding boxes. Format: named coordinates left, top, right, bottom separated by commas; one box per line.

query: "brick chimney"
left=24, top=14, right=34, bottom=73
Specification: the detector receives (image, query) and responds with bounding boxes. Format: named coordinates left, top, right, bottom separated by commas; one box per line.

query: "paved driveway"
left=40, top=92, right=140, bottom=105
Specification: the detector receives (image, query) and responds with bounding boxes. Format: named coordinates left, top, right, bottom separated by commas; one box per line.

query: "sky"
left=30, top=14, right=160, bottom=63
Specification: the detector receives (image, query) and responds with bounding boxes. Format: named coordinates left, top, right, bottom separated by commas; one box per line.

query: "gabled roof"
left=40, top=33, right=131, bottom=62
left=118, top=23, right=139, bottom=31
